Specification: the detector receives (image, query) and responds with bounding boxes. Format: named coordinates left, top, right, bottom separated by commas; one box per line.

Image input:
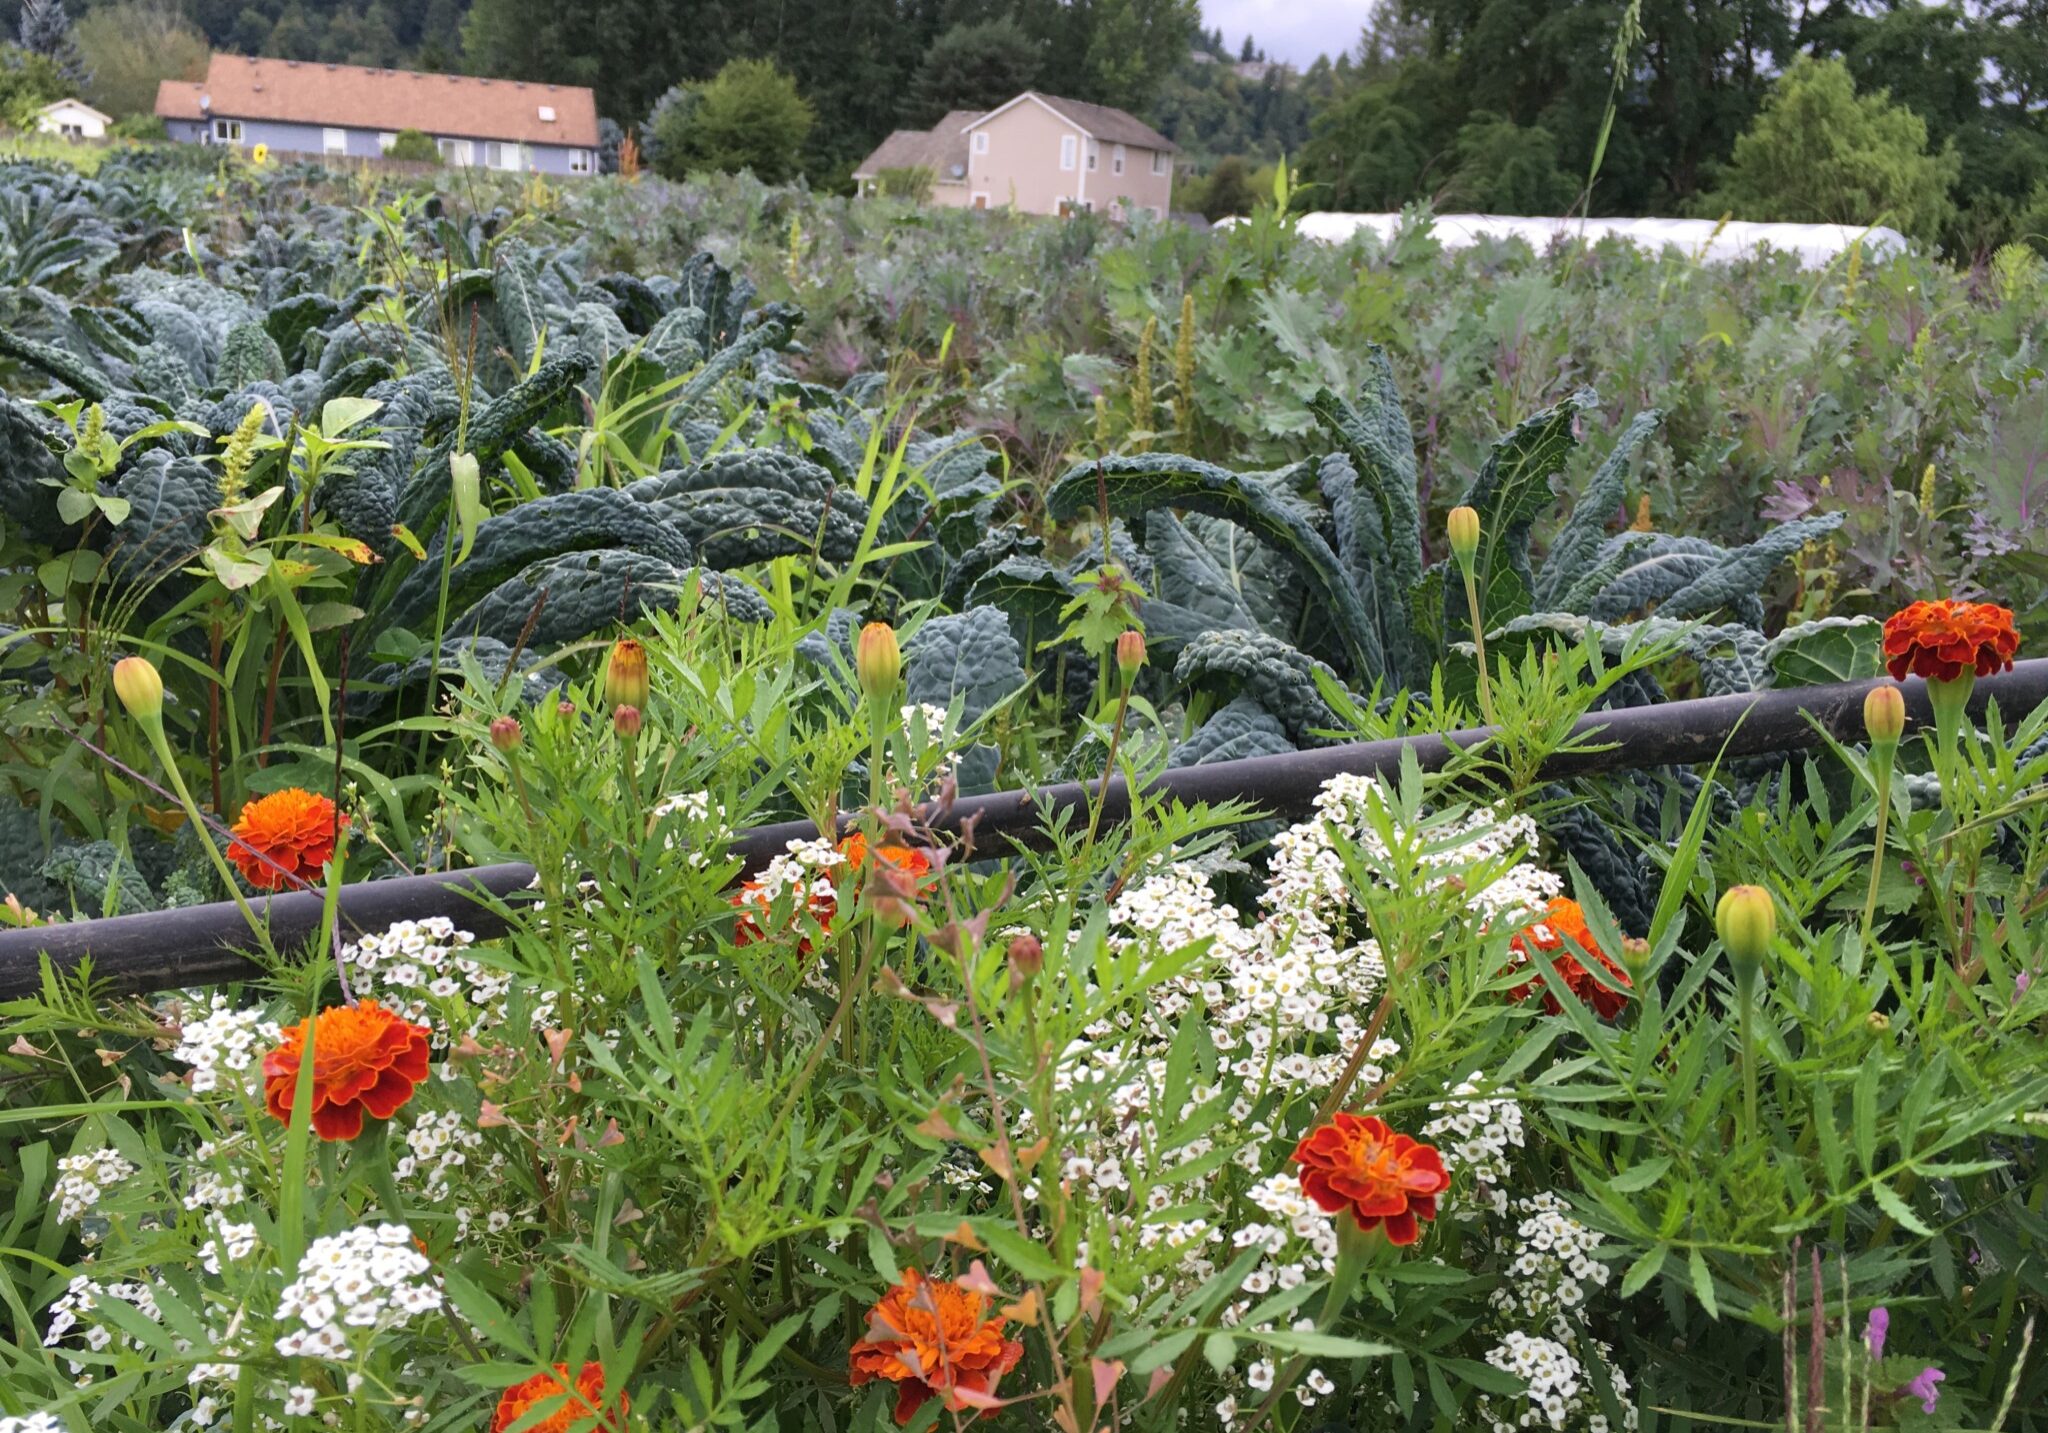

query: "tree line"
left=3, top=0, right=2041, bottom=254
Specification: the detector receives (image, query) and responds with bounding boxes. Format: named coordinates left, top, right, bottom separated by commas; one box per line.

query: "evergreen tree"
left=905, top=16, right=1040, bottom=123
left=18, top=0, right=83, bottom=85
left=1704, top=56, right=1959, bottom=239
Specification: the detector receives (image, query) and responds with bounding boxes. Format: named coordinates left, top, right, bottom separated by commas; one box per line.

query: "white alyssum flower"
left=341, top=918, right=547, bottom=1037
left=395, top=1109, right=484, bottom=1203
left=283, top=1386, right=318, bottom=1416
left=170, top=994, right=283, bottom=1094
left=273, top=1224, right=441, bottom=1361
left=654, top=789, right=732, bottom=867
left=1424, top=1074, right=1527, bottom=1215
left=43, top=1273, right=163, bottom=1371
left=0, top=1413, right=67, bottom=1432
left=55, top=1149, right=136, bottom=1225
left=1490, top=1193, right=1614, bottom=1339
left=200, top=1216, right=261, bottom=1275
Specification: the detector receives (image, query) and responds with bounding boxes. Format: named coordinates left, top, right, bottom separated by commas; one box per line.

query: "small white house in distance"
left=1221, top=211, right=1909, bottom=268
left=34, top=99, right=111, bottom=142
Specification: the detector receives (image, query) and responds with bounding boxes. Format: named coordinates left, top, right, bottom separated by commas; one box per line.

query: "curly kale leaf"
left=1534, top=409, right=1663, bottom=609
left=1170, top=693, right=1297, bottom=766
left=1172, top=629, right=1346, bottom=748
left=107, top=450, right=220, bottom=600
left=383, top=487, right=695, bottom=636
left=216, top=321, right=288, bottom=389
left=1444, top=387, right=1596, bottom=637
left=1585, top=512, right=1844, bottom=625
left=39, top=840, right=156, bottom=916
left=942, top=526, right=1046, bottom=612
left=1308, top=347, right=1424, bottom=659
left=964, top=555, right=1075, bottom=664
left=0, top=397, right=72, bottom=543
left=904, top=606, right=1028, bottom=724
left=351, top=635, right=560, bottom=718
left=467, top=547, right=757, bottom=650
left=0, top=325, right=114, bottom=399
left=1047, top=453, right=1384, bottom=681
left=629, top=450, right=864, bottom=569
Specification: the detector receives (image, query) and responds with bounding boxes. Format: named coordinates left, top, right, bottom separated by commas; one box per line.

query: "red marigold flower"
left=228, top=787, right=347, bottom=891
left=1506, top=897, right=1633, bottom=1020
left=850, top=1269, right=1026, bottom=1425
left=731, top=833, right=933, bottom=947
left=1291, top=1113, right=1449, bottom=1245
left=262, top=999, right=432, bottom=1141
left=490, top=1361, right=629, bottom=1433
left=1881, top=599, right=2020, bottom=683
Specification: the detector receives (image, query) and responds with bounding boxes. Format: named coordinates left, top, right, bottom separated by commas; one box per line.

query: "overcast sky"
left=1201, top=0, right=1377, bottom=65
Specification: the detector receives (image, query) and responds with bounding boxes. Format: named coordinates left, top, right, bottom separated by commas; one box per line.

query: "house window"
left=971, top=131, right=988, bottom=155
left=213, top=118, right=242, bottom=142
left=60, top=123, right=81, bottom=139
left=322, top=127, right=346, bottom=155
left=1151, top=149, right=1169, bottom=176
left=537, top=105, right=556, bottom=122
left=438, top=137, right=474, bottom=166
left=1059, top=134, right=1076, bottom=171
left=485, top=141, right=522, bottom=170
left=568, top=149, right=592, bottom=174
left=1086, top=140, right=1097, bottom=171
left=1112, top=143, right=1125, bottom=175
left=377, top=132, right=397, bottom=153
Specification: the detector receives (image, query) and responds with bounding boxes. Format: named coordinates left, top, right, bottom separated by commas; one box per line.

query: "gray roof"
left=853, top=109, right=978, bottom=182
left=1004, top=93, right=1177, bottom=153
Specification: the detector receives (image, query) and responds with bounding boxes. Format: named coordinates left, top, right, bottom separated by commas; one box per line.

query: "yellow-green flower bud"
left=112, top=656, right=164, bottom=722
left=855, top=621, right=902, bottom=701
left=603, top=639, right=650, bottom=712
left=1716, top=884, right=1777, bottom=978
left=1116, top=629, right=1146, bottom=684
left=1863, top=683, right=1906, bottom=749
left=1447, top=506, right=1481, bottom=569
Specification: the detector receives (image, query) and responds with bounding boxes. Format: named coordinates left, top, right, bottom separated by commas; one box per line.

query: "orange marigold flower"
left=731, top=833, right=933, bottom=948
left=850, top=1268, right=1026, bottom=1426
left=1882, top=599, right=2019, bottom=683
left=262, top=999, right=431, bottom=1141
left=1506, top=897, right=1633, bottom=1020
left=490, top=1362, right=629, bottom=1433
left=1292, top=1113, right=1448, bottom=1245
left=228, top=787, right=347, bottom=891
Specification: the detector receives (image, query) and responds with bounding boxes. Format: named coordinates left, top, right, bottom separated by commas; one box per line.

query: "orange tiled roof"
left=155, top=55, right=599, bottom=148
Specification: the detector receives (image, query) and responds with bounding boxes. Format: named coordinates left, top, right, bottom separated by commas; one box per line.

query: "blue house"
left=156, top=55, right=601, bottom=177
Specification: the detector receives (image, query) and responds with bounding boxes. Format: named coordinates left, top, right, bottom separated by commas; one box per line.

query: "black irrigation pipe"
left=5, top=660, right=2046, bottom=1002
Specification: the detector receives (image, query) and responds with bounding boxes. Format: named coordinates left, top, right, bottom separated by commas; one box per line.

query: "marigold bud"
left=556, top=699, right=576, bottom=719
left=1007, top=932, right=1044, bottom=992
left=112, top=656, right=163, bottom=721
left=1863, top=683, right=1906, bottom=748
left=489, top=715, right=522, bottom=752
left=1447, top=506, right=1481, bottom=567
left=1715, top=884, right=1777, bottom=975
left=1116, top=629, right=1146, bottom=683
left=855, top=621, right=902, bottom=700
left=1618, top=936, right=1651, bottom=979
left=612, top=703, right=642, bottom=738
left=604, top=639, right=650, bottom=712
left=1866, top=1011, right=1890, bottom=1033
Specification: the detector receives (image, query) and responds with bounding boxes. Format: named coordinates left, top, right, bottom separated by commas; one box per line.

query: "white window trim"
left=1112, top=142, right=1125, bottom=175
left=213, top=118, right=242, bottom=142
left=377, top=131, right=397, bottom=153
left=569, top=149, right=592, bottom=173
left=438, top=137, right=474, bottom=166
left=1086, top=139, right=1097, bottom=171
left=322, top=127, right=346, bottom=155
left=1059, top=134, right=1076, bottom=171
left=972, top=131, right=988, bottom=155
left=1151, top=149, right=1169, bottom=176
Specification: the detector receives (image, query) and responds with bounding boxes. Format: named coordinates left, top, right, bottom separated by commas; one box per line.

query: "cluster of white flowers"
left=199, top=1215, right=260, bottom=1275
left=1490, top=1193, right=1613, bottom=1338
left=343, top=918, right=544, bottom=1037
left=0, top=1415, right=66, bottom=1433
left=746, top=837, right=844, bottom=914
left=898, top=703, right=959, bottom=783
left=1476, top=1330, right=1638, bottom=1433
left=54, top=1149, right=135, bottom=1226
left=183, top=1166, right=246, bottom=1213
left=272, top=1224, right=442, bottom=1361
left=170, top=994, right=283, bottom=1094
left=1424, top=1074, right=1527, bottom=1216
left=1264, top=775, right=1559, bottom=936
left=654, top=789, right=732, bottom=867
left=44, top=1273, right=163, bottom=1370
left=396, top=1109, right=486, bottom=1203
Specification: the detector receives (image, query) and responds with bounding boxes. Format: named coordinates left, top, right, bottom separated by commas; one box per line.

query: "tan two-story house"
left=854, top=92, right=1175, bottom=219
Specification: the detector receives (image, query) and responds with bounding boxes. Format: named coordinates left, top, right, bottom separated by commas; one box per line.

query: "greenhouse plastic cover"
left=1239, top=212, right=1909, bottom=266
